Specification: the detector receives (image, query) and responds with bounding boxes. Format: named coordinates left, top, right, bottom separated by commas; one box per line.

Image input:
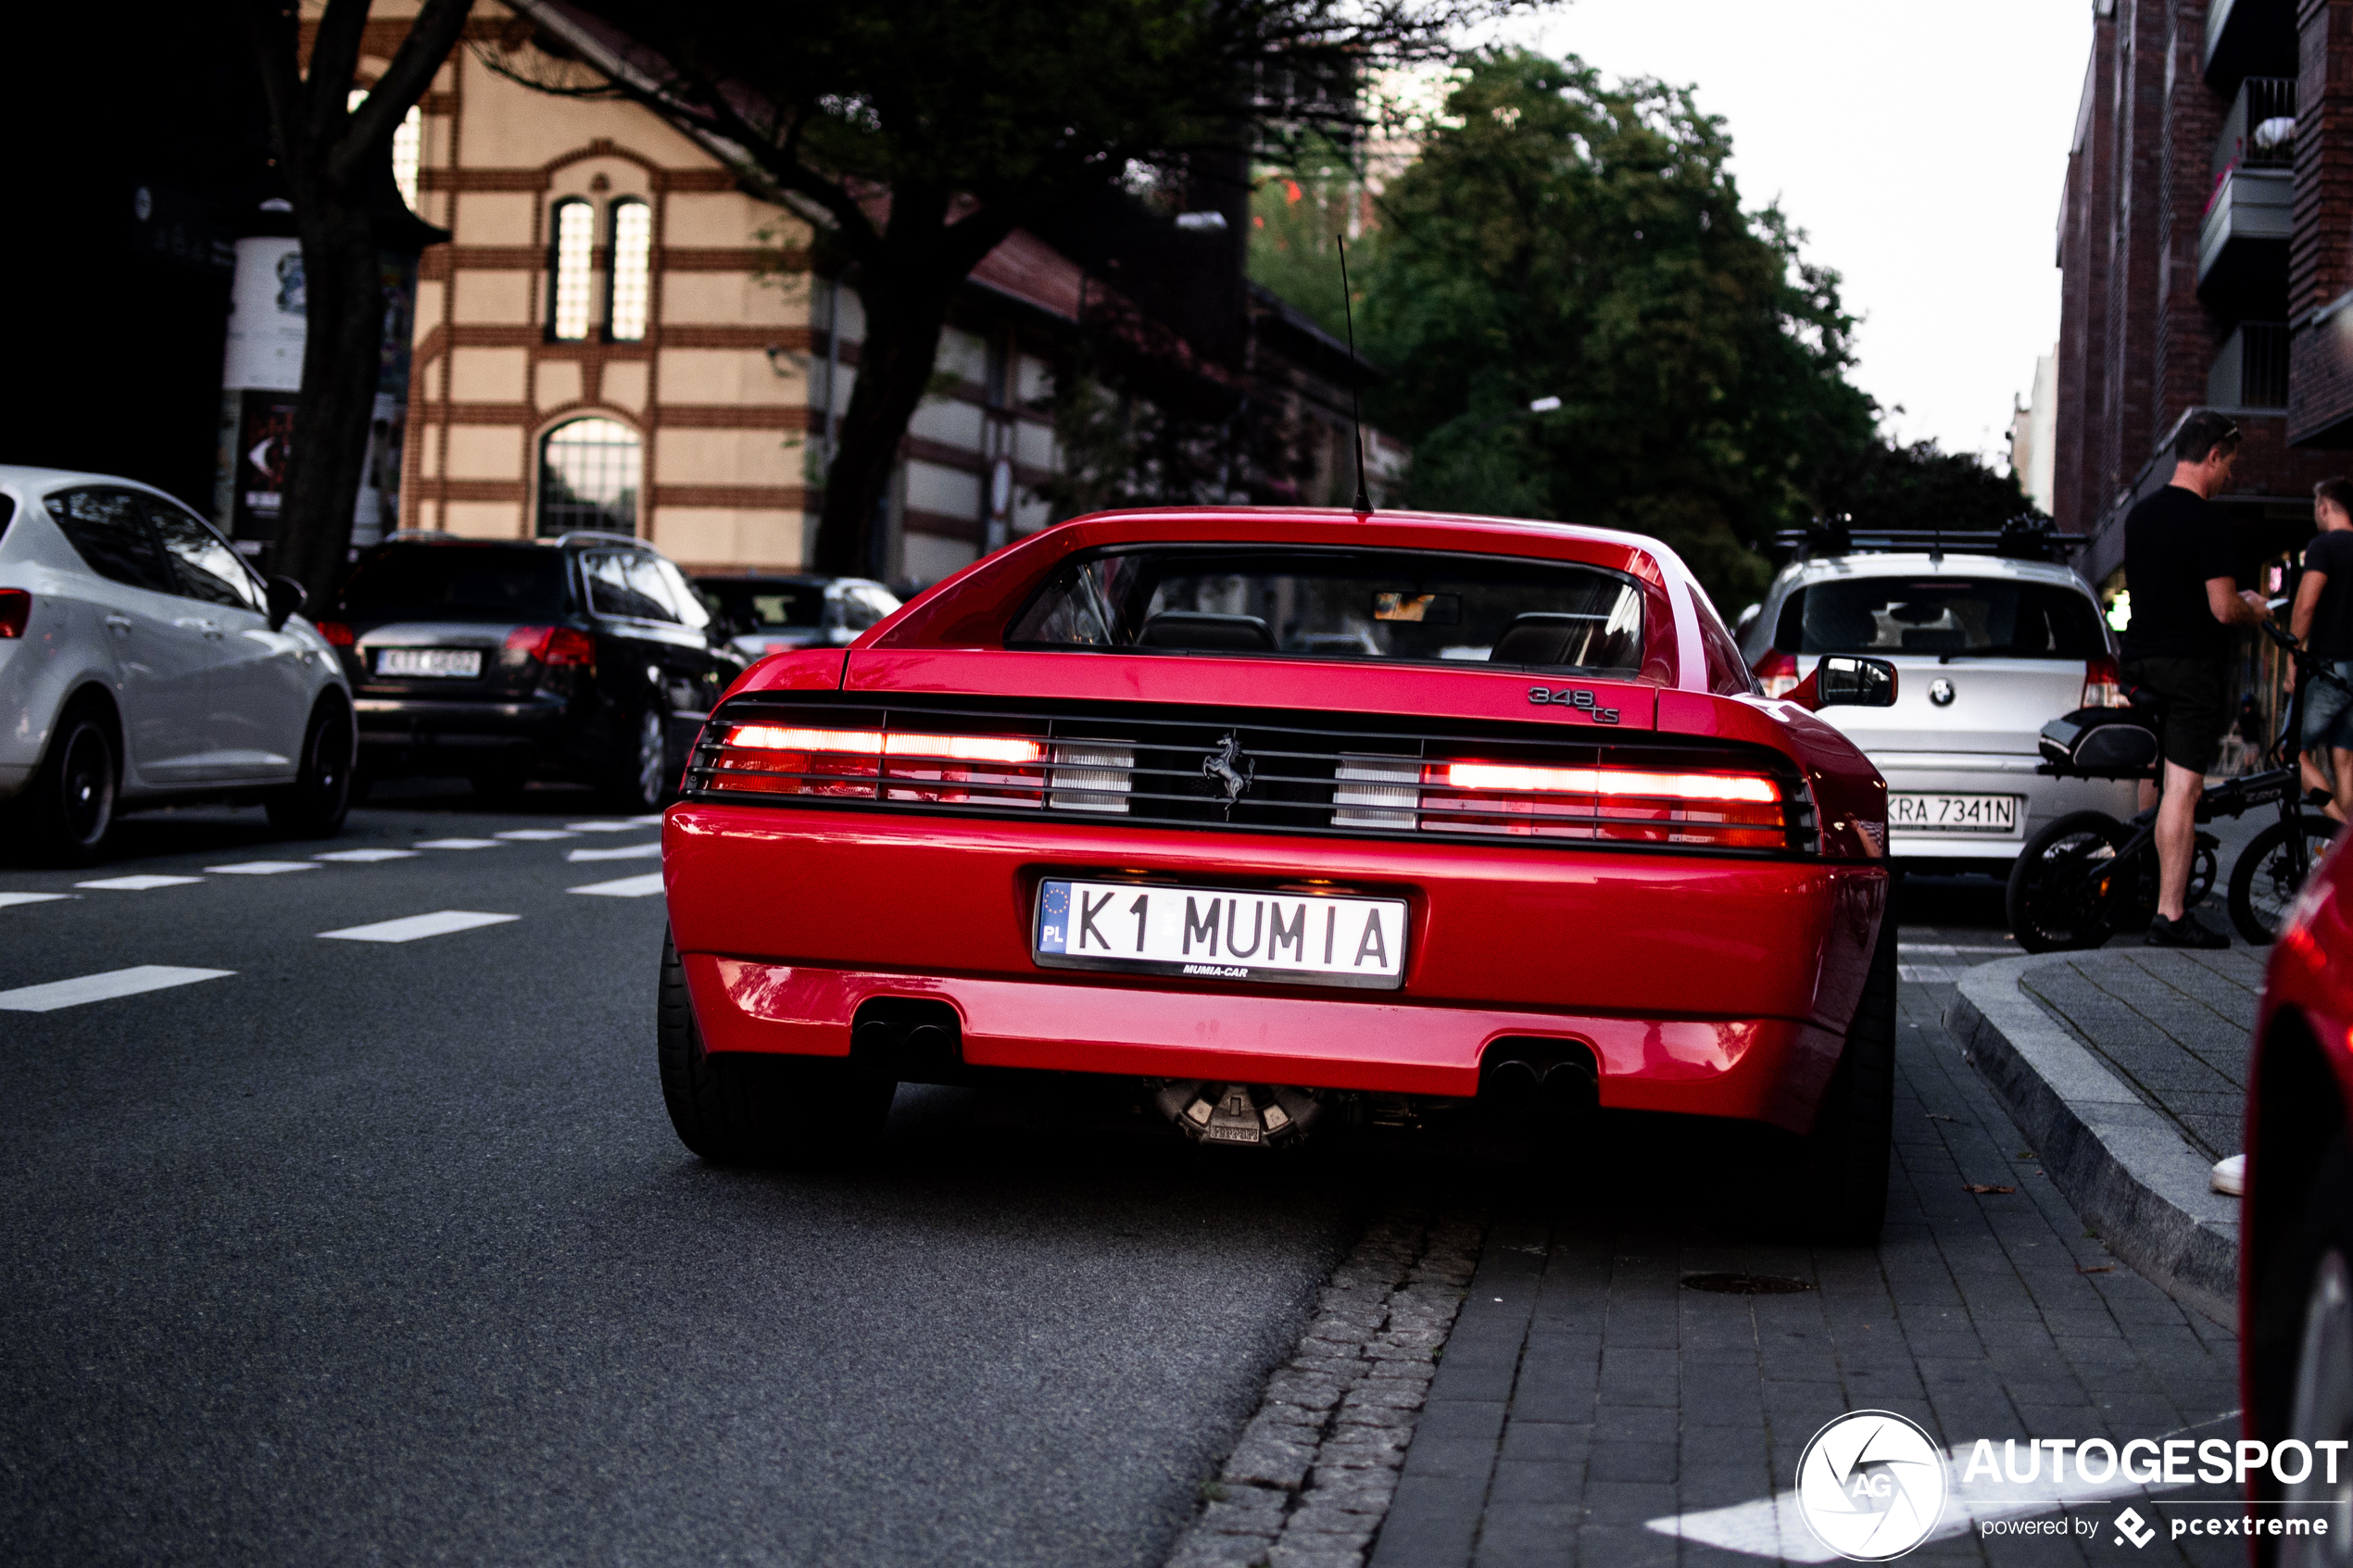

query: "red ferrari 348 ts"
left=657, top=507, right=1897, bottom=1238
left=2243, top=833, right=2353, bottom=1555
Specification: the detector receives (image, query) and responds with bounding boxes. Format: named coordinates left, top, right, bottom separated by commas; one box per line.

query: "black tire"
left=19, top=698, right=118, bottom=866
left=2231, top=814, right=2342, bottom=946
left=657, top=930, right=895, bottom=1165
left=2007, top=809, right=2133, bottom=953
left=608, top=708, right=673, bottom=813
left=1777, top=899, right=1897, bottom=1245
left=2249, top=1135, right=2353, bottom=1564
left=266, top=697, right=354, bottom=838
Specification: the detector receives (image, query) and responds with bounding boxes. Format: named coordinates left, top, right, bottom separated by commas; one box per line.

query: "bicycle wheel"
left=2228, top=814, right=2342, bottom=945
left=2007, top=809, right=2133, bottom=953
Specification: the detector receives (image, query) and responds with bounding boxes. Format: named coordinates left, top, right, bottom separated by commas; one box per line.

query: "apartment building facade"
left=2055, top=0, right=2353, bottom=610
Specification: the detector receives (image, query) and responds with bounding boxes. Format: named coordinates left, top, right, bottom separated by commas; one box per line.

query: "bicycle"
left=2006, top=616, right=2344, bottom=952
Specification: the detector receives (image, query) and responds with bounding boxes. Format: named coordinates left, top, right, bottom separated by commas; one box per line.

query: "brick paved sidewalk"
left=2008, top=949, right=2261, bottom=1163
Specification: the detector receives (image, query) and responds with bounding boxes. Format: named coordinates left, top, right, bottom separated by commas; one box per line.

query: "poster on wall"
left=216, top=230, right=419, bottom=552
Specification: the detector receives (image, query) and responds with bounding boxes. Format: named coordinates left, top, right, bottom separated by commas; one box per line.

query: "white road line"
left=1899, top=963, right=1969, bottom=985
left=314, top=848, right=422, bottom=862
left=624, top=813, right=664, bottom=824
left=1899, top=943, right=2018, bottom=956
left=206, top=860, right=319, bottom=875
left=565, top=842, right=661, bottom=862
left=494, top=829, right=578, bottom=841
left=0, top=965, right=234, bottom=1012
left=1648, top=1430, right=2202, bottom=1561
left=76, top=874, right=206, bottom=890
left=565, top=820, right=645, bottom=833
left=0, top=892, right=76, bottom=909
left=319, top=910, right=521, bottom=943
left=568, top=872, right=665, bottom=898
left=411, top=838, right=504, bottom=850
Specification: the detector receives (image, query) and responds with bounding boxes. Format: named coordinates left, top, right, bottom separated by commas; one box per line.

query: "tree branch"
left=335, top=0, right=476, bottom=186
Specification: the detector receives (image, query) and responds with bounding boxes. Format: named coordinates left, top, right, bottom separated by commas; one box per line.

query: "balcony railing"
left=2198, top=165, right=2293, bottom=302
left=2208, top=320, right=2290, bottom=408
left=2213, top=76, right=2296, bottom=182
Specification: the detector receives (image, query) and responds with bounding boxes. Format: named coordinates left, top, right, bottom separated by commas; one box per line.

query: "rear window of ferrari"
left=1008, top=547, right=1644, bottom=675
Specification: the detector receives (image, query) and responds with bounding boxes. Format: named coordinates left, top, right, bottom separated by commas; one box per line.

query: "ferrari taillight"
left=0, top=589, right=28, bottom=639
left=711, top=723, right=1058, bottom=806
left=1754, top=648, right=1800, bottom=699
left=2082, top=654, right=2127, bottom=709
left=1336, top=752, right=1787, bottom=848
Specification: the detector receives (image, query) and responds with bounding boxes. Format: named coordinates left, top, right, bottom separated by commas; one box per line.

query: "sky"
left=1475, top=0, right=2095, bottom=468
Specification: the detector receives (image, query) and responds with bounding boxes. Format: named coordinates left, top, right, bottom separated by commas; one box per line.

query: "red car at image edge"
left=2243, top=829, right=2353, bottom=1557
left=657, top=507, right=1897, bottom=1239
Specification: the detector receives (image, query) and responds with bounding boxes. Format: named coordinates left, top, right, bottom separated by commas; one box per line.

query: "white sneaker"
left=2211, top=1153, right=2246, bottom=1197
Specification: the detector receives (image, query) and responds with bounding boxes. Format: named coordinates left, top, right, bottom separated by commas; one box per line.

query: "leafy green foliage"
left=1814, top=436, right=2040, bottom=533
left=1248, top=136, right=1361, bottom=342
left=1355, top=51, right=1881, bottom=611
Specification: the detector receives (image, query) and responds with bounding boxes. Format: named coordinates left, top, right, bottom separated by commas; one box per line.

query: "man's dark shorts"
left=2122, top=656, right=2229, bottom=774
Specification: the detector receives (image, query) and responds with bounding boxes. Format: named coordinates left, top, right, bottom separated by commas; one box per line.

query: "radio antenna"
left=1336, top=232, right=1372, bottom=515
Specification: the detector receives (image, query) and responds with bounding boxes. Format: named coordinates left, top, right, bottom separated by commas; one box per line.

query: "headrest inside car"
left=1490, top=611, right=1607, bottom=667
left=1136, top=610, right=1276, bottom=652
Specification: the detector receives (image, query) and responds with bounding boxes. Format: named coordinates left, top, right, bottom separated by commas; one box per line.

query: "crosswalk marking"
left=411, top=838, right=503, bottom=850
left=1898, top=943, right=2016, bottom=956
left=205, top=861, right=318, bottom=875
left=314, top=848, right=422, bottom=862
left=566, top=842, right=661, bottom=862
left=1899, top=963, right=1969, bottom=984
left=0, top=892, right=76, bottom=909
left=318, top=910, right=521, bottom=944
left=493, top=829, right=578, bottom=841
left=0, top=965, right=234, bottom=1012
left=77, top=874, right=206, bottom=890
left=568, top=872, right=665, bottom=898
left=565, top=821, right=646, bottom=833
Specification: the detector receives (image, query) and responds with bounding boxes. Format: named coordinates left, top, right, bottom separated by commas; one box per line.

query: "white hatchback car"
left=0, top=466, right=353, bottom=862
left=1736, top=539, right=2137, bottom=872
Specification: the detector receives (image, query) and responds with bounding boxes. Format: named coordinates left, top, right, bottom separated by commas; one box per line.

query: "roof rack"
left=1769, top=516, right=2082, bottom=566
left=556, top=530, right=647, bottom=548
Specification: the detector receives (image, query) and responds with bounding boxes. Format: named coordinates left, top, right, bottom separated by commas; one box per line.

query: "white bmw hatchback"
left=1737, top=543, right=2138, bottom=872
left=0, top=466, right=353, bottom=862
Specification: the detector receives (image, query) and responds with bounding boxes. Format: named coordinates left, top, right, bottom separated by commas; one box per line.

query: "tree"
left=1357, top=50, right=1878, bottom=612
left=1247, top=132, right=1362, bottom=342
left=241, top=0, right=474, bottom=608
left=1814, top=435, right=2041, bottom=533
left=487, top=0, right=1522, bottom=574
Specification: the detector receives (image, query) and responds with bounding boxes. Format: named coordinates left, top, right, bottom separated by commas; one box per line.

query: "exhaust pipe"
left=849, top=1001, right=964, bottom=1082
left=1480, top=1042, right=1599, bottom=1129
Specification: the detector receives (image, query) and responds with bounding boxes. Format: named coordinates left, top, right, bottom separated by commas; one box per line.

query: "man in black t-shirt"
left=2290, top=475, right=2353, bottom=821
left=2119, top=410, right=2268, bottom=947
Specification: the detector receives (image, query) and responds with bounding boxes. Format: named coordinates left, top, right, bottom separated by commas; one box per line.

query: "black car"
left=325, top=531, right=741, bottom=809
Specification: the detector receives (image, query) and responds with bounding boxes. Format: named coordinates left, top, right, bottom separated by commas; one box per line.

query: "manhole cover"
left=1680, top=1272, right=1814, bottom=1295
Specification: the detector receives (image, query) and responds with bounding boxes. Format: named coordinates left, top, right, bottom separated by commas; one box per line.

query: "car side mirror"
left=265, top=575, right=307, bottom=632
left=1793, top=654, right=1897, bottom=709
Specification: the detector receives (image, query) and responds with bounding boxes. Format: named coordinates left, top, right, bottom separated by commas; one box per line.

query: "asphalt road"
left=0, top=791, right=2259, bottom=1567
left=0, top=784, right=1371, bottom=1568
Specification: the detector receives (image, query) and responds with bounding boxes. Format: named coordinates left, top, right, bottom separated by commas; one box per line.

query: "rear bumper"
left=356, top=693, right=592, bottom=773
left=1875, top=751, right=2137, bottom=861
left=662, top=800, right=1890, bottom=1132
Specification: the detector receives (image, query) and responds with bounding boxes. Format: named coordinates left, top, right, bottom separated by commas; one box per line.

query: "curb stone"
left=1947, top=953, right=2240, bottom=1327
left=1162, top=1202, right=1489, bottom=1568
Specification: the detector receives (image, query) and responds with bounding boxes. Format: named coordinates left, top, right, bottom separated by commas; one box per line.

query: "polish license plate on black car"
left=1033, top=879, right=1408, bottom=990
left=375, top=647, right=482, bottom=678
left=1889, top=793, right=2020, bottom=834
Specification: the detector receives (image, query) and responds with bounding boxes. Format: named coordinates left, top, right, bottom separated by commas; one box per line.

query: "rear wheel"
left=2230, top=815, right=2341, bottom=945
left=18, top=699, right=117, bottom=865
left=1773, top=902, right=1895, bottom=1244
left=657, top=931, right=895, bottom=1165
left=2007, top=809, right=2132, bottom=953
left=608, top=708, right=671, bottom=812
left=266, top=698, right=353, bottom=838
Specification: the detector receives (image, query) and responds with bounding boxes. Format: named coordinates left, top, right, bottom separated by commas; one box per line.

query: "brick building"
left=349, top=0, right=1395, bottom=583
left=2055, top=0, right=2351, bottom=608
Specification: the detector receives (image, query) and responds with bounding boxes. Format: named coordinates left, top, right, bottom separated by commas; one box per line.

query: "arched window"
left=536, top=417, right=640, bottom=537
left=608, top=198, right=652, bottom=342
left=346, top=90, right=424, bottom=212
left=547, top=199, right=596, bottom=342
